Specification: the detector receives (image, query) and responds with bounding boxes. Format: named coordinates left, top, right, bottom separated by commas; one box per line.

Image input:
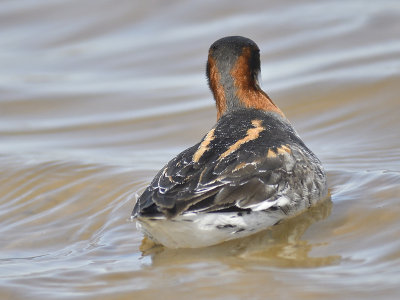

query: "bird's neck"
left=208, top=52, right=285, bottom=120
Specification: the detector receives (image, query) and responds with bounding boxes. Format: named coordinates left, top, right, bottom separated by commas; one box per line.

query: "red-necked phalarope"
left=131, top=36, right=327, bottom=248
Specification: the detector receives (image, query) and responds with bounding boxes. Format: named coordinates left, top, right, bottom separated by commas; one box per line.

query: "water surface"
left=1, top=0, right=400, bottom=299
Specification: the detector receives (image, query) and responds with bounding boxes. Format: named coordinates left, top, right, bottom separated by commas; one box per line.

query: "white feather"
left=136, top=210, right=283, bottom=248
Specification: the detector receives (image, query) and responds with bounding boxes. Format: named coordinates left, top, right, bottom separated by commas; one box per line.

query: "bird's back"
left=132, top=109, right=327, bottom=248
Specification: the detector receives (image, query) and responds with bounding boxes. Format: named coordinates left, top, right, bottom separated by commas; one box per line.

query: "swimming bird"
left=132, top=36, right=327, bottom=248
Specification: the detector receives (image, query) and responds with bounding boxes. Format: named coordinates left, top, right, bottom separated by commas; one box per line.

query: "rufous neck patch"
left=231, top=47, right=285, bottom=118
left=207, top=55, right=227, bottom=120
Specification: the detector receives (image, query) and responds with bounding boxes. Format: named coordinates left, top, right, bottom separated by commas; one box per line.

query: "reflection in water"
left=141, top=197, right=340, bottom=268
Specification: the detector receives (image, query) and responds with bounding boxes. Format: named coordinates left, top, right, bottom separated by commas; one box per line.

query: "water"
left=1, top=0, right=400, bottom=299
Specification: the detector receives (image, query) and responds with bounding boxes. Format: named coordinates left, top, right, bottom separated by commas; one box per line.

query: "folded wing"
left=132, top=110, right=321, bottom=218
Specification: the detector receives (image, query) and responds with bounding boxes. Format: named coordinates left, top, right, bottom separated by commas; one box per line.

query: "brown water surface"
left=1, top=1, right=400, bottom=299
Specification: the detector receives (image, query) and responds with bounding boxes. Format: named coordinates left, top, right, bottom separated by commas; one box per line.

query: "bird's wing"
left=132, top=110, right=317, bottom=218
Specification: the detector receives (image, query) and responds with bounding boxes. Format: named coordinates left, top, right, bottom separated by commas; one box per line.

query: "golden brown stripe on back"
left=219, top=119, right=264, bottom=160
left=277, top=145, right=291, bottom=154
left=193, top=128, right=216, bottom=162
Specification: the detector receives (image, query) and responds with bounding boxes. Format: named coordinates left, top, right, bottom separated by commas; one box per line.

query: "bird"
left=131, top=36, right=327, bottom=249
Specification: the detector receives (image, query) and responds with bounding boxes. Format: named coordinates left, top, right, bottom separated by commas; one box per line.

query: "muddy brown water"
left=1, top=1, right=400, bottom=299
